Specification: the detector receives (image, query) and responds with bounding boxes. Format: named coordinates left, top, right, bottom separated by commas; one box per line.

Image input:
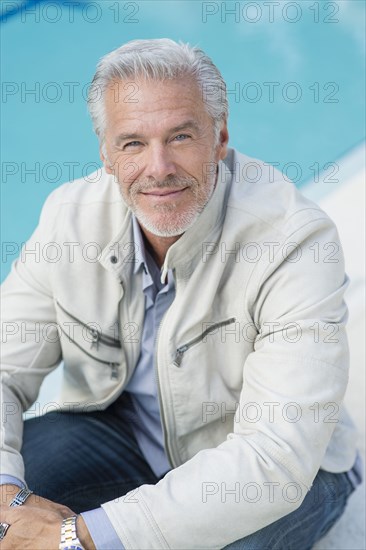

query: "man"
left=0, top=39, right=362, bottom=549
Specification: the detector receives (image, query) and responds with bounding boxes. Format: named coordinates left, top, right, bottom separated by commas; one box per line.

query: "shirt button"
left=110, top=255, right=118, bottom=264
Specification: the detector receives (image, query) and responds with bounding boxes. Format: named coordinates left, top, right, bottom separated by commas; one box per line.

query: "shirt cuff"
left=0, top=475, right=26, bottom=490
left=81, top=507, right=125, bottom=550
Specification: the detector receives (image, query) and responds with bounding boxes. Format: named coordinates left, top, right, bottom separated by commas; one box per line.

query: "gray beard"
left=118, top=173, right=217, bottom=237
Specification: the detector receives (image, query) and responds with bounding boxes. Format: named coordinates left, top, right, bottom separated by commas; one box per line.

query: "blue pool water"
left=1, top=0, right=365, bottom=279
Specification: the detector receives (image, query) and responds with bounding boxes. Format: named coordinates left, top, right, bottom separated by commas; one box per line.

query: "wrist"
left=9, top=487, right=33, bottom=507
left=76, top=515, right=96, bottom=550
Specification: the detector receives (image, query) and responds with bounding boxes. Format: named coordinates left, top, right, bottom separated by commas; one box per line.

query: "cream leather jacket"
left=1, top=148, right=358, bottom=549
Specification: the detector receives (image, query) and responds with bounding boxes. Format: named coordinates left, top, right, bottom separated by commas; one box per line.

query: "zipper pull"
left=110, top=363, right=119, bottom=380
left=173, top=345, right=188, bottom=367
left=90, top=329, right=100, bottom=350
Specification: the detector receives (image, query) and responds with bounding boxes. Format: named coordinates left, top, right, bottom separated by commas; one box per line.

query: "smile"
left=140, top=187, right=188, bottom=198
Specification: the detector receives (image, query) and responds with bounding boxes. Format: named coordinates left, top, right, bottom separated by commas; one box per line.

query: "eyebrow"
left=114, top=133, right=143, bottom=147
left=114, top=120, right=201, bottom=147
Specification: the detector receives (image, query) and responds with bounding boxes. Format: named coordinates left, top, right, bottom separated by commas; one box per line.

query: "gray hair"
left=87, top=38, right=228, bottom=149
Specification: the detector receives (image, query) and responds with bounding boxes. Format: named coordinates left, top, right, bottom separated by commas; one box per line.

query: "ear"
left=217, top=120, right=229, bottom=161
left=100, top=146, right=113, bottom=175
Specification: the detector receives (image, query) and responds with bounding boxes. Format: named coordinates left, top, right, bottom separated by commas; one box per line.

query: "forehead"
left=103, top=77, right=212, bottom=135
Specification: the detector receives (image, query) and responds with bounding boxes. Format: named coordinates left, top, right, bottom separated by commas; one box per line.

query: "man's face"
left=100, top=77, right=228, bottom=237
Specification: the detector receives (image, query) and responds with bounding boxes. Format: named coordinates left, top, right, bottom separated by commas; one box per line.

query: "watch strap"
left=9, top=488, right=33, bottom=507
left=59, top=516, right=85, bottom=550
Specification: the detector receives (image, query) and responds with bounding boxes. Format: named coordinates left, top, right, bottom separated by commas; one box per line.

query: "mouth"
left=140, top=187, right=188, bottom=198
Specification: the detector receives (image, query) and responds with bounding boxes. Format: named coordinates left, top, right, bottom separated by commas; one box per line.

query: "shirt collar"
left=131, top=214, right=166, bottom=293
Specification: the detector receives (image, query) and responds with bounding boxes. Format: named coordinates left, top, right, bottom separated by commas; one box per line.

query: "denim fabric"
left=21, top=403, right=358, bottom=549
left=223, top=468, right=357, bottom=549
left=21, top=392, right=167, bottom=513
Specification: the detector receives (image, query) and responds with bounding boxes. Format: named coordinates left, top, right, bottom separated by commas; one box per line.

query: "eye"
left=124, top=141, right=142, bottom=149
left=174, top=134, right=190, bottom=142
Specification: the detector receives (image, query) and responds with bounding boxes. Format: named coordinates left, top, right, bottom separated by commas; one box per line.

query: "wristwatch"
left=59, top=516, right=85, bottom=550
left=9, top=488, right=33, bottom=507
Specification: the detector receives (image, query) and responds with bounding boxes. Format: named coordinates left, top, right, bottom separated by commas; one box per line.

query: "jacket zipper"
left=59, top=327, right=119, bottom=380
left=118, top=275, right=175, bottom=468
left=154, top=308, right=175, bottom=468
left=56, top=301, right=121, bottom=350
left=173, top=317, right=236, bottom=367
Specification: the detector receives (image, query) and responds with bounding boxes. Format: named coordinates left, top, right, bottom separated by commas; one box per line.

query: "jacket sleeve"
left=101, top=212, right=351, bottom=549
left=0, top=190, right=62, bottom=482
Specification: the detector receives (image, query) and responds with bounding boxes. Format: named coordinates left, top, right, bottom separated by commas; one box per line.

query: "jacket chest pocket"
left=173, top=317, right=237, bottom=367
left=171, top=316, right=247, bottom=399
left=55, top=300, right=123, bottom=380
left=168, top=317, right=250, bottom=436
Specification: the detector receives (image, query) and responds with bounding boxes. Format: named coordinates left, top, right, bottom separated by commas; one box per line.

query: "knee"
left=21, top=412, right=75, bottom=501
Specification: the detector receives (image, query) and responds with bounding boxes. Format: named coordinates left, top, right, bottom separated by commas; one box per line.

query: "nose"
left=144, top=144, right=177, bottom=181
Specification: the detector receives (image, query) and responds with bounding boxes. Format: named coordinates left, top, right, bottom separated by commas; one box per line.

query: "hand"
left=0, top=502, right=66, bottom=549
left=0, top=487, right=97, bottom=550
left=0, top=493, right=96, bottom=550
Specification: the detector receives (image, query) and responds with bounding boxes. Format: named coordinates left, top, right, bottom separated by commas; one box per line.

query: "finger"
left=0, top=525, right=12, bottom=550
left=0, top=520, right=11, bottom=544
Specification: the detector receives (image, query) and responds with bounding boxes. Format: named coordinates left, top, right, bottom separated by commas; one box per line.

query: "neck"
left=140, top=226, right=182, bottom=269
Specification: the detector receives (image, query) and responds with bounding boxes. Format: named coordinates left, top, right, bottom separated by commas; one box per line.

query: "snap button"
left=110, top=255, right=118, bottom=264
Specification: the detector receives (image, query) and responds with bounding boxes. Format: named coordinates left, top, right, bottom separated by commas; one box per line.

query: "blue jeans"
left=21, top=394, right=360, bottom=549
